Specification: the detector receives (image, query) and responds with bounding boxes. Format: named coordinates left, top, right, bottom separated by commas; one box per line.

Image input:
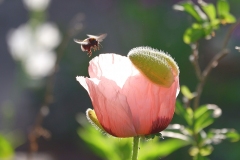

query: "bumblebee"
left=74, top=34, right=107, bottom=57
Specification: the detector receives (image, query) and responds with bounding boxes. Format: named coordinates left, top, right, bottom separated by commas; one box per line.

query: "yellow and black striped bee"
left=74, top=34, right=107, bottom=57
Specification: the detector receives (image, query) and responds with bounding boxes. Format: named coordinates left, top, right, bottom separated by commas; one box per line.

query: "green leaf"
left=194, top=105, right=217, bottom=133
left=222, top=13, right=236, bottom=23
left=194, top=105, right=209, bottom=119
left=204, top=128, right=239, bottom=147
left=217, top=0, right=236, bottom=24
left=189, top=146, right=212, bottom=160
left=189, top=146, right=199, bottom=157
left=217, top=0, right=230, bottom=17
left=199, top=145, right=213, bottom=156
left=174, top=2, right=207, bottom=23
left=226, top=130, right=240, bottom=142
left=194, top=112, right=214, bottom=133
left=181, top=85, right=195, bottom=99
left=161, top=130, right=192, bottom=142
left=139, top=138, right=190, bottom=160
left=194, top=104, right=221, bottom=133
left=175, top=100, right=193, bottom=125
left=200, top=2, right=216, bottom=22
left=183, top=23, right=205, bottom=44
left=210, top=19, right=220, bottom=29
left=77, top=124, right=131, bottom=160
left=0, top=134, right=14, bottom=158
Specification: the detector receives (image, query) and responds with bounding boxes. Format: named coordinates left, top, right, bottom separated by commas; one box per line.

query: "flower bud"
left=128, top=46, right=179, bottom=88
left=77, top=53, right=180, bottom=137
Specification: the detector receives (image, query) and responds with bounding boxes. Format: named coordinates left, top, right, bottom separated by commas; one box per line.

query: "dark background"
left=0, top=0, right=240, bottom=159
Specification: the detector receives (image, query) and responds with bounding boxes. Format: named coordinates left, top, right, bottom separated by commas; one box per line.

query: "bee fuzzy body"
left=74, top=34, right=107, bottom=57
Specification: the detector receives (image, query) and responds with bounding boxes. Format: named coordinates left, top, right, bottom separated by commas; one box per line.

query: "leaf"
left=217, top=0, right=230, bottom=17
left=225, top=129, right=240, bottom=142
left=189, top=146, right=212, bottom=160
left=165, top=124, right=194, bottom=138
left=199, top=145, right=213, bottom=156
left=200, top=2, right=216, bottom=22
left=210, top=19, right=220, bottom=29
left=161, top=131, right=192, bottom=142
left=221, top=14, right=236, bottom=24
left=77, top=124, right=131, bottom=160
left=173, top=2, right=207, bottom=23
left=203, top=128, right=239, bottom=147
left=195, top=113, right=214, bottom=133
left=217, top=0, right=236, bottom=24
left=0, top=134, right=14, bottom=158
left=183, top=23, right=205, bottom=44
left=175, top=100, right=193, bottom=125
left=194, top=105, right=209, bottom=119
left=139, top=138, right=190, bottom=160
left=194, top=104, right=221, bottom=133
left=181, top=85, right=195, bottom=99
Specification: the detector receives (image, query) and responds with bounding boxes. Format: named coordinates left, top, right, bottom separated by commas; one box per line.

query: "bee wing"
left=87, top=34, right=98, bottom=39
left=87, top=33, right=107, bottom=42
left=74, top=39, right=89, bottom=45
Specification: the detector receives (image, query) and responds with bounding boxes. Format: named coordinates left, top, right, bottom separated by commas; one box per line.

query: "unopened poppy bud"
left=77, top=53, right=179, bottom=137
left=128, top=46, right=179, bottom=88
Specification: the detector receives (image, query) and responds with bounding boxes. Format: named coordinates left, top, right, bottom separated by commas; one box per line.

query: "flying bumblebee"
left=74, top=34, right=107, bottom=57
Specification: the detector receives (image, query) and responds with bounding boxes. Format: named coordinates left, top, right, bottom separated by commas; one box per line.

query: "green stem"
left=132, top=136, right=140, bottom=160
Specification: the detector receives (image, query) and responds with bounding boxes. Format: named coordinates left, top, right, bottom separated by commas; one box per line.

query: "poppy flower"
left=77, top=48, right=179, bottom=138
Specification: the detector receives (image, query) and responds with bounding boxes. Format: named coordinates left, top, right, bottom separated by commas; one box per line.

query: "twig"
left=193, top=49, right=229, bottom=109
left=190, top=43, right=202, bottom=81
left=193, top=19, right=240, bottom=109
left=28, top=15, right=84, bottom=154
left=222, top=19, right=240, bottom=49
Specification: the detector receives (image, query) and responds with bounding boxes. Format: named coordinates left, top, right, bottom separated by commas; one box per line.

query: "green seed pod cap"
left=128, top=46, right=179, bottom=88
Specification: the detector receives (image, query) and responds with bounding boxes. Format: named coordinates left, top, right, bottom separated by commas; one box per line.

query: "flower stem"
left=132, top=136, right=140, bottom=160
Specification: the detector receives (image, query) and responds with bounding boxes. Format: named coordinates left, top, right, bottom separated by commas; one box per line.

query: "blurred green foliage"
left=173, top=98, right=239, bottom=159
left=0, top=134, right=14, bottom=159
left=77, top=115, right=190, bottom=160
left=174, top=0, right=236, bottom=44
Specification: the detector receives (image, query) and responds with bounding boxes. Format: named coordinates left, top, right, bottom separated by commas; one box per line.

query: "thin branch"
left=190, top=43, right=202, bottom=81
left=222, top=18, right=240, bottom=49
left=193, top=19, right=240, bottom=109
left=193, top=49, right=229, bottom=109
left=28, top=15, right=84, bottom=154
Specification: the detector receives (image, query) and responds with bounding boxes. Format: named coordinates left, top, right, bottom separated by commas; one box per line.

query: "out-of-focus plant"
left=0, top=134, right=14, bottom=159
left=5, top=0, right=84, bottom=156
left=3, top=0, right=60, bottom=158
left=77, top=0, right=239, bottom=160
left=160, top=0, right=240, bottom=160
left=77, top=113, right=190, bottom=160
left=7, top=0, right=61, bottom=83
left=173, top=0, right=236, bottom=44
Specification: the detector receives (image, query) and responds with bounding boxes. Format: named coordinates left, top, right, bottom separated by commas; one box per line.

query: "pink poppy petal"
left=122, top=71, right=179, bottom=135
left=80, top=76, right=138, bottom=137
left=88, top=54, right=138, bottom=88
